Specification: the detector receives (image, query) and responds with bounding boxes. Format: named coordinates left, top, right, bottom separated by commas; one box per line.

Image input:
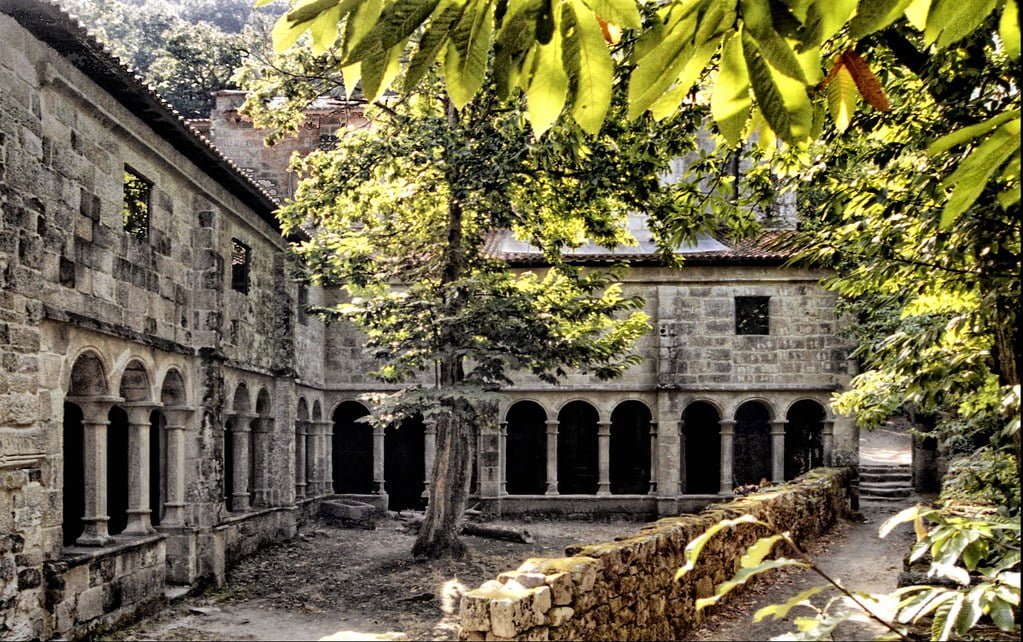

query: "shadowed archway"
left=610, top=401, right=651, bottom=494
left=557, top=401, right=599, bottom=495
left=505, top=401, right=547, bottom=495
left=333, top=401, right=373, bottom=493
left=734, top=401, right=772, bottom=487
left=785, top=400, right=826, bottom=480
left=385, top=415, right=425, bottom=510
left=682, top=402, right=721, bottom=494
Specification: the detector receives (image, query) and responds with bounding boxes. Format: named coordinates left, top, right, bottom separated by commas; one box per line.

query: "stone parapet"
left=458, top=468, right=852, bottom=641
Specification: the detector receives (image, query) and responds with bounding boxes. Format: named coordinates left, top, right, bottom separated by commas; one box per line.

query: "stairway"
left=859, top=463, right=913, bottom=502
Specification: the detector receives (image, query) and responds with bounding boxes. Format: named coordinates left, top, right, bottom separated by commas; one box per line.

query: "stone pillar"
left=822, top=420, right=835, bottom=466
left=719, top=419, right=735, bottom=495
left=677, top=421, right=686, bottom=494
left=597, top=420, right=611, bottom=495
left=373, top=424, right=386, bottom=495
left=251, top=417, right=273, bottom=507
left=68, top=396, right=122, bottom=546
left=161, top=407, right=192, bottom=526
left=319, top=420, right=334, bottom=494
left=295, top=422, right=307, bottom=499
left=422, top=420, right=437, bottom=499
left=123, top=401, right=162, bottom=535
left=648, top=421, right=658, bottom=495
left=655, top=419, right=681, bottom=498
left=498, top=421, right=508, bottom=496
left=305, top=421, right=318, bottom=496
left=544, top=420, right=559, bottom=495
left=770, top=420, right=787, bottom=483
left=231, top=412, right=254, bottom=511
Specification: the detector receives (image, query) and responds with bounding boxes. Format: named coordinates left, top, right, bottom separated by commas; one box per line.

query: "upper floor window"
left=122, top=167, right=151, bottom=239
left=298, top=283, right=309, bottom=325
left=231, top=239, right=250, bottom=294
left=736, top=296, right=770, bottom=335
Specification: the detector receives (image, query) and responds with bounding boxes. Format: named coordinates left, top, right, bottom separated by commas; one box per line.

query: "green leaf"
left=801, top=0, right=857, bottom=46
left=927, top=109, right=1021, bottom=156
left=404, top=1, right=466, bottom=91
left=880, top=505, right=928, bottom=538
left=711, top=30, right=751, bottom=145
left=740, top=0, right=807, bottom=82
left=287, top=0, right=341, bottom=24
left=997, top=152, right=1021, bottom=209
left=562, top=0, right=614, bottom=134
left=939, top=119, right=1022, bottom=228
left=272, top=11, right=316, bottom=52
left=524, top=26, right=568, bottom=136
left=627, top=16, right=698, bottom=120
left=347, top=0, right=441, bottom=63
left=362, top=39, right=405, bottom=101
left=1000, top=0, right=1020, bottom=60
left=904, top=0, right=931, bottom=30
left=255, top=0, right=277, bottom=7
left=493, top=1, right=539, bottom=99
left=741, top=534, right=785, bottom=568
left=935, top=593, right=964, bottom=641
left=677, top=514, right=766, bottom=579
left=849, top=0, right=916, bottom=39
left=445, top=0, right=495, bottom=109
left=696, top=558, right=810, bottom=611
left=954, top=585, right=986, bottom=635
left=827, top=63, right=858, bottom=132
left=924, top=0, right=999, bottom=48
left=309, top=2, right=346, bottom=55
left=742, top=31, right=812, bottom=145
left=988, top=598, right=1016, bottom=631
left=648, top=36, right=721, bottom=120
left=591, top=0, right=642, bottom=28
left=754, top=585, right=828, bottom=622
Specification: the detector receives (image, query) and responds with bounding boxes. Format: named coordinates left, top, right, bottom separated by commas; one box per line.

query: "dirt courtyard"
left=112, top=518, right=647, bottom=641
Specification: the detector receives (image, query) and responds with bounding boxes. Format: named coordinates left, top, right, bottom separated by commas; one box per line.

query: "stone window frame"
left=122, top=165, right=152, bottom=240
left=231, top=239, right=251, bottom=294
left=735, top=295, right=770, bottom=335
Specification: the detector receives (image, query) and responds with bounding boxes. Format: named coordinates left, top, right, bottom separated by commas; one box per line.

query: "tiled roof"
left=0, top=0, right=293, bottom=236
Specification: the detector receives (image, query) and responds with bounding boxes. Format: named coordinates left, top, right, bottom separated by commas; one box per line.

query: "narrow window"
left=735, top=296, right=770, bottom=335
left=231, top=239, right=250, bottom=294
left=298, top=283, right=309, bottom=326
left=122, top=167, right=151, bottom=239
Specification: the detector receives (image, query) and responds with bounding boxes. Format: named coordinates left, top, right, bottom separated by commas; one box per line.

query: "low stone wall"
left=203, top=506, right=297, bottom=586
left=459, top=468, right=852, bottom=641
left=43, top=535, right=166, bottom=640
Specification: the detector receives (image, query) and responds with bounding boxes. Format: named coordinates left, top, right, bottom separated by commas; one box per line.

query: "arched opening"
left=63, top=402, right=85, bottom=546
left=610, top=401, right=651, bottom=494
left=333, top=401, right=373, bottom=493
left=785, top=400, right=825, bottom=480
left=384, top=414, right=425, bottom=510
left=557, top=401, right=599, bottom=495
left=119, top=360, right=151, bottom=402
left=107, top=406, right=130, bottom=536
left=505, top=401, right=547, bottom=495
left=734, top=401, right=772, bottom=487
left=224, top=416, right=236, bottom=511
left=69, top=352, right=108, bottom=397
left=160, top=369, right=186, bottom=407
left=682, top=402, right=721, bottom=494
left=149, top=410, right=166, bottom=527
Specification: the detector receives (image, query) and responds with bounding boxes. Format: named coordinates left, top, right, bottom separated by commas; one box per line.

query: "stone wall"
left=459, top=468, right=852, bottom=641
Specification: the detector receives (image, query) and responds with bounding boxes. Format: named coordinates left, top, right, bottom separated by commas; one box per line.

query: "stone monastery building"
left=0, top=0, right=857, bottom=638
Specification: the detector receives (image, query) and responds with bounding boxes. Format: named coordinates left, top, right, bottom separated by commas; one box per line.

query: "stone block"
left=76, top=585, right=105, bottom=622
left=487, top=582, right=551, bottom=638
left=546, top=607, right=574, bottom=627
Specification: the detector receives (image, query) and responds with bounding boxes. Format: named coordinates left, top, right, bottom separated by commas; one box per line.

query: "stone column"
left=68, top=396, right=122, bottom=546
left=422, top=420, right=437, bottom=499
left=123, top=401, right=162, bottom=535
left=597, top=420, right=611, bottom=495
left=373, top=424, right=386, bottom=495
left=251, top=416, right=273, bottom=507
left=305, top=421, right=318, bottom=496
left=161, top=406, right=192, bottom=526
left=295, top=422, right=307, bottom=500
left=499, top=421, right=508, bottom=496
left=320, top=420, right=334, bottom=494
left=648, top=421, right=658, bottom=495
left=822, top=420, right=835, bottom=466
left=770, top=420, right=787, bottom=483
left=231, top=412, right=255, bottom=511
left=655, top=419, right=681, bottom=498
left=544, top=420, right=559, bottom=495
left=718, top=419, right=735, bottom=495
left=677, top=421, right=686, bottom=494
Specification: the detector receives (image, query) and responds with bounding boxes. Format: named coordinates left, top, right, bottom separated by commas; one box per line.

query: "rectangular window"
left=122, top=167, right=151, bottom=239
left=231, top=239, right=250, bottom=294
left=736, top=296, right=770, bottom=335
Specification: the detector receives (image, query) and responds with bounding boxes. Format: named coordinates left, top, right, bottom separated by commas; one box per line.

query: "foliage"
left=941, top=449, right=1021, bottom=515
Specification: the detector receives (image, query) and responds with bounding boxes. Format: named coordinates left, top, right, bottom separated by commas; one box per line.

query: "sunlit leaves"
left=1001, top=0, right=1020, bottom=59
left=444, top=0, right=495, bottom=108
left=824, top=60, right=857, bottom=132
left=562, top=0, right=614, bottom=134
left=711, top=30, right=751, bottom=145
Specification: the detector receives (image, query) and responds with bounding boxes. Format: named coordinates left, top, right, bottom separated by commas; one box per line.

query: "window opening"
left=735, top=296, right=770, bottom=335
left=123, top=167, right=151, bottom=239
left=231, top=239, right=250, bottom=293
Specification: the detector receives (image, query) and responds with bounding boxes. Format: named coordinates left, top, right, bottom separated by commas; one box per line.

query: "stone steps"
left=859, top=463, right=913, bottom=501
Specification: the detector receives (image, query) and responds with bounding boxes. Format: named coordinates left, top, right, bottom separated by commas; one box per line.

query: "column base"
left=162, top=504, right=186, bottom=526
left=75, top=531, right=113, bottom=547
left=231, top=493, right=251, bottom=512
left=597, top=483, right=611, bottom=496
left=544, top=482, right=559, bottom=496
left=123, top=510, right=154, bottom=535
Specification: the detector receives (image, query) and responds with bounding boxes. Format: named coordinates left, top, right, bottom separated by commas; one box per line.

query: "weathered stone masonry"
left=1, top=0, right=857, bottom=638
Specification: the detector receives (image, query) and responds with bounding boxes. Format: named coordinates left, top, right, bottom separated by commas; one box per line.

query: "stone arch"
left=505, top=400, right=547, bottom=495
left=68, top=350, right=109, bottom=397
left=610, top=400, right=651, bottom=494
left=682, top=401, right=721, bottom=494
left=231, top=382, right=251, bottom=414
left=557, top=400, right=599, bottom=494
left=332, top=400, right=373, bottom=494
left=734, top=400, right=773, bottom=487
left=557, top=397, right=608, bottom=423
left=159, top=368, right=187, bottom=406
left=117, top=359, right=154, bottom=402
left=785, top=399, right=826, bottom=480
left=385, top=414, right=425, bottom=510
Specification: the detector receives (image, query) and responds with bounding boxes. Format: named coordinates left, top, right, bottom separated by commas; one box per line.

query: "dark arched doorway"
left=734, top=401, right=772, bottom=487
left=333, top=401, right=373, bottom=493
left=610, top=401, right=651, bottom=494
left=107, top=406, right=130, bottom=535
left=682, top=402, right=721, bottom=494
left=557, top=401, right=598, bottom=494
left=505, top=401, right=547, bottom=495
left=785, top=400, right=825, bottom=480
left=149, top=410, right=165, bottom=527
left=63, top=402, right=85, bottom=546
left=385, top=414, right=425, bottom=510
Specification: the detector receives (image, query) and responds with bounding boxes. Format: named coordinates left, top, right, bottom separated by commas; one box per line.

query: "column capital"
left=597, top=421, right=611, bottom=436
left=163, top=406, right=194, bottom=428
left=822, top=420, right=835, bottom=434
left=232, top=411, right=258, bottom=420
left=769, top=419, right=787, bottom=435
left=123, top=400, right=164, bottom=425
left=718, top=419, right=736, bottom=434
left=66, top=395, right=124, bottom=419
